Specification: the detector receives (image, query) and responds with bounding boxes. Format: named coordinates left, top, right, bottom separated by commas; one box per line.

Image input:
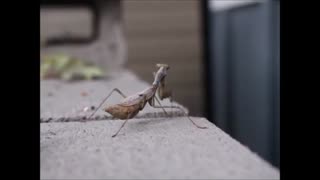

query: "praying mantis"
left=87, top=64, right=208, bottom=137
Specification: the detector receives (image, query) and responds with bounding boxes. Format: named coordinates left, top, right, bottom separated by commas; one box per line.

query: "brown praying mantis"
left=86, top=64, right=208, bottom=137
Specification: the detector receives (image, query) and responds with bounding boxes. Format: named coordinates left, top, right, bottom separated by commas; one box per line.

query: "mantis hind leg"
left=86, top=88, right=127, bottom=120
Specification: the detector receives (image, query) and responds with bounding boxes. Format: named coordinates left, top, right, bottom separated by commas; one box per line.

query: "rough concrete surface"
left=41, top=117, right=279, bottom=179
left=41, top=70, right=186, bottom=122
left=41, top=70, right=279, bottom=179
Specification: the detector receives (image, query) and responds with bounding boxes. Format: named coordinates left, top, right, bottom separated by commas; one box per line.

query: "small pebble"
left=83, top=107, right=90, bottom=112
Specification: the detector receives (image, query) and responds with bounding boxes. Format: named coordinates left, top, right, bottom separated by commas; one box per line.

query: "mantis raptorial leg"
left=87, top=88, right=127, bottom=120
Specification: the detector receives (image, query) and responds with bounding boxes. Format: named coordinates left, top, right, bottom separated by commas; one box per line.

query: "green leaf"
left=61, top=69, right=75, bottom=81
left=80, top=66, right=104, bottom=80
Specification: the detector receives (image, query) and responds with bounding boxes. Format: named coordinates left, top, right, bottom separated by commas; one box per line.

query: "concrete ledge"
left=41, top=117, right=279, bottom=179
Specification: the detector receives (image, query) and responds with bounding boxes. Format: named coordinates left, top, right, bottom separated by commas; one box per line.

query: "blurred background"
left=41, top=0, right=279, bottom=168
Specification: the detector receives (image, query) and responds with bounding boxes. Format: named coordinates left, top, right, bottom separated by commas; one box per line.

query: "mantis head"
left=152, top=64, right=170, bottom=85
left=156, top=64, right=170, bottom=70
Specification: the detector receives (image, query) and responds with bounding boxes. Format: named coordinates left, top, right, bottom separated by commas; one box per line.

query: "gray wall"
left=210, top=0, right=279, bottom=167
